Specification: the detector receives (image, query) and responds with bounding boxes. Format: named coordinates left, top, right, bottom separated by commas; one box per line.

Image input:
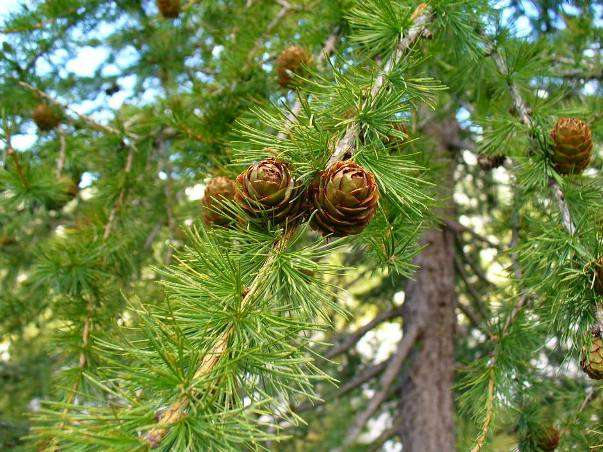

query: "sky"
left=0, top=2, right=599, bottom=164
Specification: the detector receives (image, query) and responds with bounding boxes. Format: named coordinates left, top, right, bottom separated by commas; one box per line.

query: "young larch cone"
left=32, top=103, right=61, bottom=131
left=156, top=0, right=180, bottom=18
left=311, top=161, right=379, bottom=236
left=202, top=176, right=236, bottom=226
left=580, top=331, right=603, bottom=380
left=477, top=154, right=506, bottom=171
left=550, top=118, right=592, bottom=174
left=537, top=426, right=560, bottom=451
left=235, top=158, right=303, bottom=225
left=276, top=45, right=312, bottom=88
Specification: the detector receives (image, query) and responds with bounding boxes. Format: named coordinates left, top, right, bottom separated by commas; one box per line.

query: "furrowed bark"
left=396, top=117, right=459, bottom=452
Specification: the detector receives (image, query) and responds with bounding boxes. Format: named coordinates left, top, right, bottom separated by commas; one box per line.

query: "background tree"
left=0, top=0, right=601, bottom=451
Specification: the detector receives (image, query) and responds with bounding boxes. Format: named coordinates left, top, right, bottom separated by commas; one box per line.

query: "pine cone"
left=202, top=176, right=236, bottom=226
left=580, top=331, right=603, bottom=380
left=32, top=103, right=61, bottom=131
left=276, top=45, right=312, bottom=88
left=550, top=118, right=592, bottom=175
left=477, top=154, right=506, bottom=171
left=594, top=257, right=603, bottom=296
left=311, top=161, right=379, bottom=236
left=537, top=426, right=560, bottom=451
left=235, top=158, right=303, bottom=225
left=156, top=0, right=180, bottom=18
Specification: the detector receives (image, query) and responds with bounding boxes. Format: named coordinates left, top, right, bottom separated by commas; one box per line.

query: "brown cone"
left=202, top=176, right=236, bottom=226
left=478, top=154, right=506, bottom=171
left=235, top=158, right=304, bottom=225
left=550, top=118, right=592, bottom=175
left=311, top=161, right=379, bottom=237
left=580, top=331, right=603, bottom=380
left=32, top=103, right=61, bottom=131
left=537, top=426, right=560, bottom=451
left=157, top=0, right=180, bottom=18
left=276, top=45, right=312, bottom=88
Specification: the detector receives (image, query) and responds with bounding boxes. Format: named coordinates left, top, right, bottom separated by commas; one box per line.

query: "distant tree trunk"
left=397, top=118, right=459, bottom=451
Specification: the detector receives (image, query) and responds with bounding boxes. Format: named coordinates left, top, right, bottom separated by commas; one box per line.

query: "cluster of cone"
left=202, top=158, right=379, bottom=237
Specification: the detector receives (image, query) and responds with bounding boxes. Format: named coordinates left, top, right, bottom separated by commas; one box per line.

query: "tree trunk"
left=397, top=118, right=458, bottom=452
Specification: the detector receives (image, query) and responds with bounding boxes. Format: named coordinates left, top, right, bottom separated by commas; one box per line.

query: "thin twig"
left=471, top=372, right=495, bottom=452
left=294, top=359, right=390, bottom=414
left=327, top=3, right=432, bottom=166
left=160, top=145, right=177, bottom=265
left=145, top=233, right=291, bottom=447
left=485, top=41, right=576, bottom=236
left=278, top=28, right=341, bottom=139
left=444, top=219, right=502, bottom=250
left=340, top=323, right=422, bottom=448
left=18, top=81, right=128, bottom=137
left=454, top=253, right=489, bottom=320
left=325, top=305, right=404, bottom=359
left=103, top=146, right=134, bottom=240
left=56, top=127, right=67, bottom=177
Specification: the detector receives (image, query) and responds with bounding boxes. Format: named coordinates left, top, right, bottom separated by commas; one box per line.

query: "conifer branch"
left=144, top=230, right=293, bottom=447
left=50, top=140, right=136, bottom=450
left=103, top=145, right=134, bottom=240
left=484, top=43, right=576, bottom=236
left=18, top=81, right=128, bottom=138
left=470, top=204, right=528, bottom=452
left=279, top=28, right=340, bottom=138
left=144, top=7, right=432, bottom=445
left=484, top=38, right=603, bottom=335
left=471, top=370, right=495, bottom=452
left=326, top=3, right=432, bottom=166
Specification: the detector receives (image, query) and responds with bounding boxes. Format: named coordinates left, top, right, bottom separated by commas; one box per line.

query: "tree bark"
left=396, top=117, right=458, bottom=452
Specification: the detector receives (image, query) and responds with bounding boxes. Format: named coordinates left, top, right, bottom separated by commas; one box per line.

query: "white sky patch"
left=0, top=341, right=9, bottom=362
left=357, top=322, right=402, bottom=363
left=212, top=45, right=224, bottom=58
left=11, top=133, right=37, bottom=151
left=536, top=89, right=549, bottom=98
left=186, top=183, right=205, bottom=201
left=463, top=150, right=477, bottom=165
left=584, top=81, right=597, bottom=96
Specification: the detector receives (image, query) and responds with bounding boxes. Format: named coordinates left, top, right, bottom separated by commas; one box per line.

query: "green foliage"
left=0, top=0, right=601, bottom=450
